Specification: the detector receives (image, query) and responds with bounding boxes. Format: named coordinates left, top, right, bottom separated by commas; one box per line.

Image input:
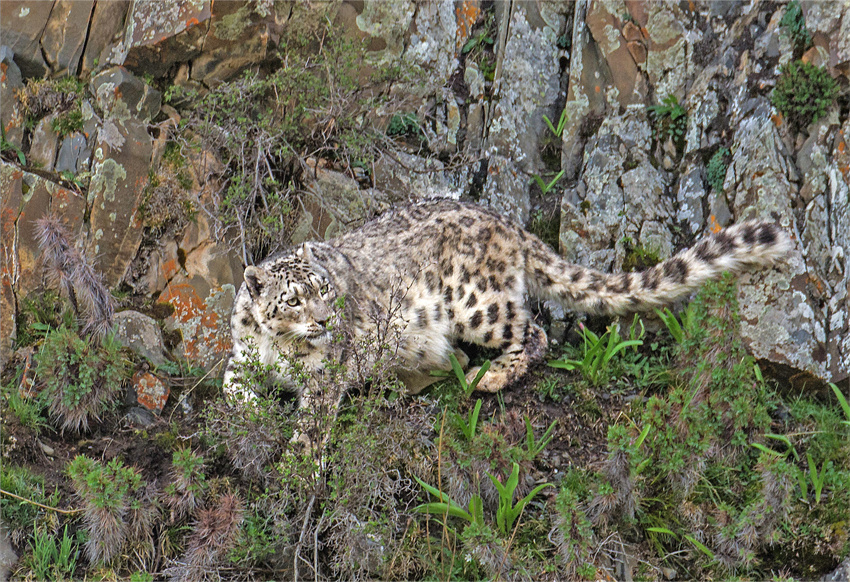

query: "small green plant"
left=706, top=147, right=730, bottom=193
left=549, top=322, right=643, bottom=386
left=553, top=488, right=596, bottom=579
left=452, top=398, right=483, bottom=441
left=488, top=462, right=553, bottom=535
left=0, top=127, right=26, bottom=165
left=830, top=382, right=850, bottom=425
left=414, top=475, right=485, bottom=528
left=462, top=26, right=494, bottom=55
left=535, top=377, right=561, bottom=401
left=532, top=170, right=565, bottom=194
left=59, top=169, right=87, bottom=192
left=771, top=60, right=838, bottom=130
left=164, top=449, right=208, bottom=520
left=51, top=107, right=84, bottom=138
left=647, top=95, right=688, bottom=143
left=29, top=524, right=79, bottom=580
left=779, top=0, right=812, bottom=53
left=0, top=467, right=60, bottom=541
left=130, top=571, right=155, bottom=582
left=654, top=305, right=694, bottom=344
left=621, top=237, right=662, bottom=272
left=449, top=352, right=490, bottom=398
left=523, top=415, right=557, bottom=460
left=543, top=107, right=569, bottom=139
left=2, top=379, right=48, bottom=433
left=806, top=452, right=829, bottom=505
left=386, top=112, right=421, bottom=137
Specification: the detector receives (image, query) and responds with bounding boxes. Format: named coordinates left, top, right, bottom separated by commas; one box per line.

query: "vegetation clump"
left=66, top=455, right=151, bottom=565
left=181, top=16, right=401, bottom=261
left=779, top=0, right=812, bottom=54
left=772, top=60, right=838, bottom=131
left=706, top=147, right=730, bottom=193
left=35, top=326, right=125, bottom=433
left=648, top=95, right=688, bottom=147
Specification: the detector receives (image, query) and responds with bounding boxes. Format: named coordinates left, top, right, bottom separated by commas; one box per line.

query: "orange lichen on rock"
left=455, top=1, right=481, bottom=54
left=708, top=214, right=723, bottom=234
left=159, top=281, right=232, bottom=368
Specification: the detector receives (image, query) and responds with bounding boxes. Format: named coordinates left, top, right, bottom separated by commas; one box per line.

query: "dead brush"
left=166, top=493, right=244, bottom=582
left=552, top=488, right=597, bottom=578
left=324, top=397, right=436, bottom=580
left=203, top=397, right=287, bottom=483
left=16, top=77, right=82, bottom=118
left=125, top=482, right=160, bottom=571
left=461, top=522, right=513, bottom=579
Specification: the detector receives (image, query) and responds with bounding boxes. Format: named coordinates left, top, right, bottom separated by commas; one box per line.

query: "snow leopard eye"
left=320, top=285, right=329, bottom=295
left=286, top=297, right=301, bottom=307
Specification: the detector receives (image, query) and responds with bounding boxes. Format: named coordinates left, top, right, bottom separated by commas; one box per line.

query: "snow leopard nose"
left=312, top=301, right=330, bottom=324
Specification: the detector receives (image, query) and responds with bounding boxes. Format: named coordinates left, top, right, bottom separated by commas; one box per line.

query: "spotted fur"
left=224, top=200, right=791, bottom=447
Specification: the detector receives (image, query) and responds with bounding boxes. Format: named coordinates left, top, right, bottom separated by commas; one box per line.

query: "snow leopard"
left=223, top=199, right=791, bottom=449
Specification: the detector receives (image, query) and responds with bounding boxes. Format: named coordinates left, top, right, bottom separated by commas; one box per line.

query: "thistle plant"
left=67, top=455, right=144, bottom=564
left=34, top=215, right=114, bottom=339
left=164, top=449, right=208, bottom=521
left=36, top=326, right=125, bottom=433
left=167, top=493, right=244, bottom=582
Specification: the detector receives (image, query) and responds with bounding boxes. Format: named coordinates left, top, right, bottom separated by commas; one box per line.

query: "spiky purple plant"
left=34, top=215, right=114, bottom=339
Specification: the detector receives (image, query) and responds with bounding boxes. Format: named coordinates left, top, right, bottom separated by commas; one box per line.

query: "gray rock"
left=113, top=310, right=168, bottom=366
left=560, top=111, right=671, bottom=272
left=87, top=117, right=151, bottom=287
left=80, top=1, right=132, bottom=76
left=727, top=99, right=847, bottom=383
left=40, top=0, right=94, bottom=76
left=0, top=2, right=51, bottom=77
left=121, top=0, right=212, bottom=78
left=28, top=115, right=59, bottom=171
left=676, top=163, right=707, bottom=236
left=372, top=152, right=460, bottom=207
left=91, top=67, right=162, bottom=123
left=483, top=3, right=564, bottom=223
left=55, top=133, right=89, bottom=174
left=822, top=557, right=850, bottom=582
left=291, top=167, right=394, bottom=245
left=0, top=523, right=16, bottom=582
left=121, top=406, right=158, bottom=428
left=0, top=46, right=24, bottom=149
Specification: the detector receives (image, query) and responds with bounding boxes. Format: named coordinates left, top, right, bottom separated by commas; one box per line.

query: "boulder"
left=40, top=0, right=95, bottom=77
left=482, top=3, right=564, bottom=224
left=86, top=67, right=160, bottom=287
left=80, top=0, right=132, bottom=76
left=122, top=0, right=212, bottom=78
left=0, top=2, right=52, bottom=77
left=131, top=371, right=169, bottom=414
left=0, top=47, right=25, bottom=150
left=28, top=115, right=60, bottom=171
left=113, top=310, right=168, bottom=367
left=158, top=198, right=242, bottom=371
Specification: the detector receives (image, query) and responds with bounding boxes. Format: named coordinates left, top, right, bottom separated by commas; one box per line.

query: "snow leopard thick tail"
left=525, top=221, right=792, bottom=316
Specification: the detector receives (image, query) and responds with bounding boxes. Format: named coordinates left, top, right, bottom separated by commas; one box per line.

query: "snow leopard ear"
left=295, top=243, right=315, bottom=263
left=243, top=266, right=268, bottom=300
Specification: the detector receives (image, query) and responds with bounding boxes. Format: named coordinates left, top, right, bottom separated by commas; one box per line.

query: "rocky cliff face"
left=1, top=0, right=847, bottom=386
